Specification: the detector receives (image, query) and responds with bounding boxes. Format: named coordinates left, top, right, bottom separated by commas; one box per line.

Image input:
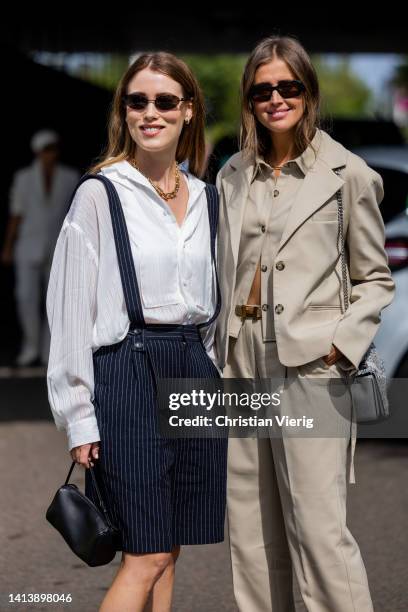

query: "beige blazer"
left=215, top=129, right=395, bottom=370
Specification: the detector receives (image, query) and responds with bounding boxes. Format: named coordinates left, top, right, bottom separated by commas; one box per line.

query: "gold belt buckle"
left=235, top=304, right=262, bottom=320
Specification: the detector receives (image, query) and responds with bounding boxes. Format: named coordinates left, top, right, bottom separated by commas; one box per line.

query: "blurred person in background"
left=1, top=130, right=79, bottom=366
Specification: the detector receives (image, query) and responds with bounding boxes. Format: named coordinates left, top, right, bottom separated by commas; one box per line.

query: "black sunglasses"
left=122, top=93, right=191, bottom=112
left=249, top=80, right=305, bottom=102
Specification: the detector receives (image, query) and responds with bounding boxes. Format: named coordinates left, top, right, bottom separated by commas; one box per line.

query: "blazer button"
left=262, top=304, right=268, bottom=311
left=275, top=304, right=284, bottom=314
left=261, top=224, right=266, bottom=233
left=261, top=265, right=267, bottom=272
left=275, top=261, right=285, bottom=271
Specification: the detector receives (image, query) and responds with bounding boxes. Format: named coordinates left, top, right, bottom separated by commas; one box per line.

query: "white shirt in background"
left=10, top=159, right=79, bottom=264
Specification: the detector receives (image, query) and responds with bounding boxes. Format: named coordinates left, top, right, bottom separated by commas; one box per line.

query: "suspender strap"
left=66, top=173, right=145, bottom=328
left=197, top=183, right=222, bottom=330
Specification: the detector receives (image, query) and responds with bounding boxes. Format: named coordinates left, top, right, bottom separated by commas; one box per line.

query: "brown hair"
left=240, top=36, right=321, bottom=160
left=89, top=52, right=206, bottom=176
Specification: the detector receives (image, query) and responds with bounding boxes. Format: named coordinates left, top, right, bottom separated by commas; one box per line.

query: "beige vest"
left=230, top=161, right=304, bottom=341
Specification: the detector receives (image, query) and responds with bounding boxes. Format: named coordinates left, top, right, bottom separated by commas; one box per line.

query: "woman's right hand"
left=70, top=442, right=100, bottom=468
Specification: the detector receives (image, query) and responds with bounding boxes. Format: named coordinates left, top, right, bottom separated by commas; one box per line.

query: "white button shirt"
left=9, top=160, right=79, bottom=264
left=46, top=161, right=219, bottom=451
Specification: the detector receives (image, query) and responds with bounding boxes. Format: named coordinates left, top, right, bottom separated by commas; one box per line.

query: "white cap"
left=30, top=129, right=59, bottom=154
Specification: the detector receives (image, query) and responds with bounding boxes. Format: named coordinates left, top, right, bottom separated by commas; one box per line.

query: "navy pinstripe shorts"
left=85, top=324, right=228, bottom=553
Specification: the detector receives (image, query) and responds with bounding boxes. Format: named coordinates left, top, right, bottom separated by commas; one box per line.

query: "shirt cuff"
left=67, top=415, right=101, bottom=451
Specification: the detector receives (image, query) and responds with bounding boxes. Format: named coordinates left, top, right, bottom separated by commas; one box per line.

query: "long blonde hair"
left=89, top=52, right=206, bottom=176
left=240, top=36, right=321, bottom=160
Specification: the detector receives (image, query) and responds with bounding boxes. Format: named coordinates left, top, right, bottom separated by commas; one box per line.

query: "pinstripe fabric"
left=76, top=175, right=227, bottom=553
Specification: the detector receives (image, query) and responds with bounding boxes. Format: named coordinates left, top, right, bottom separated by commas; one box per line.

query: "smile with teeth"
left=140, top=126, right=165, bottom=135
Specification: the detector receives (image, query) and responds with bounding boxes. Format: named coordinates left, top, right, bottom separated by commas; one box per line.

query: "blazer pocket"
left=311, top=210, right=338, bottom=222
left=307, top=305, right=341, bottom=310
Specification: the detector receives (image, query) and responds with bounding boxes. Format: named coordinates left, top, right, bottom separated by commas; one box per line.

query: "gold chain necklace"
left=128, top=158, right=180, bottom=201
left=267, top=149, right=298, bottom=170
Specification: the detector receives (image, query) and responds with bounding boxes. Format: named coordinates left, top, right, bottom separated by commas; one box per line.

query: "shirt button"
left=262, top=304, right=268, bottom=311
left=261, top=225, right=266, bottom=233
left=261, top=265, right=267, bottom=272
left=275, top=261, right=285, bottom=271
left=275, top=304, right=284, bottom=314
left=273, top=189, right=280, bottom=197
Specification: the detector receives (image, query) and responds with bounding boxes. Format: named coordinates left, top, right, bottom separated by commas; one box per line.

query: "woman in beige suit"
left=216, top=36, right=395, bottom=612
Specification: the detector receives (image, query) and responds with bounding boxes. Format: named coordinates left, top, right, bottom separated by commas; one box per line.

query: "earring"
left=185, top=118, right=190, bottom=125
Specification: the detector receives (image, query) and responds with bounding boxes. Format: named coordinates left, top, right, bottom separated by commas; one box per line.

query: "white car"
left=352, top=146, right=408, bottom=379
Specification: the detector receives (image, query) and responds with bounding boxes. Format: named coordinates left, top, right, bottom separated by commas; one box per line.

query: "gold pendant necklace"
left=128, top=158, right=180, bottom=201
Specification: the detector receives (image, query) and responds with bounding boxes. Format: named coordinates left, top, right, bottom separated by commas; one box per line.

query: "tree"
left=314, top=56, right=372, bottom=117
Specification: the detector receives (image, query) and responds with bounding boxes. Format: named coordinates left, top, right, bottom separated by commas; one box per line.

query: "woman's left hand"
left=70, top=442, right=100, bottom=468
left=322, top=344, right=343, bottom=366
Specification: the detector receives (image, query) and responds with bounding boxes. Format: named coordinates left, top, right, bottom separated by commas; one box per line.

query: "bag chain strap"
left=334, top=168, right=349, bottom=313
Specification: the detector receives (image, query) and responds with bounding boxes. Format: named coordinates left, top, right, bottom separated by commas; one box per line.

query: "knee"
left=150, top=552, right=174, bottom=577
left=121, top=551, right=174, bottom=584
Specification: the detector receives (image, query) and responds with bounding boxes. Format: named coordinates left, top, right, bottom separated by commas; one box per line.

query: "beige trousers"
left=224, top=318, right=373, bottom=612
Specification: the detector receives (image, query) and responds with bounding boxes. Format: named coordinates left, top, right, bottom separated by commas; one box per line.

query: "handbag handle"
left=64, top=461, right=116, bottom=530
left=334, top=168, right=349, bottom=313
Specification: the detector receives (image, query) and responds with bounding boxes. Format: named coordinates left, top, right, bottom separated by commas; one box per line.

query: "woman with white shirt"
left=46, top=52, right=227, bottom=612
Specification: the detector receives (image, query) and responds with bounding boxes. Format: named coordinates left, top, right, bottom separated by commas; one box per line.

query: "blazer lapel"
left=277, top=157, right=345, bottom=253
left=221, top=158, right=253, bottom=267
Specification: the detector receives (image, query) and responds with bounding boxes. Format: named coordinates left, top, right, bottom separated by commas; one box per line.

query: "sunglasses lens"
left=155, top=95, right=181, bottom=110
left=251, top=87, right=273, bottom=102
left=278, top=82, right=303, bottom=98
left=250, top=81, right=304, bottom=102
left=125, top=94, right=148, bottom=110
left=124, top=94, right=182, bottom=111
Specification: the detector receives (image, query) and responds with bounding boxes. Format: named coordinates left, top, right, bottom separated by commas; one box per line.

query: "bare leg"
left=99, top=550, right=175, bottom=612
left=145, top=546, right=181, bottom=612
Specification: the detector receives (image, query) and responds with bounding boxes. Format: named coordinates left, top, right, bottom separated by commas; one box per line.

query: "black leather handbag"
left=46, top=461, right=120, bottom=566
